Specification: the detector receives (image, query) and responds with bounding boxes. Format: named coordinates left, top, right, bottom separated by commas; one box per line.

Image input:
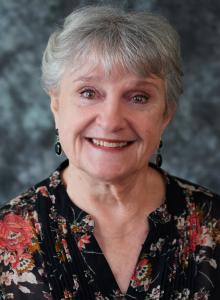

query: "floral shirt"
left=0, top=160, right=220, bottom=300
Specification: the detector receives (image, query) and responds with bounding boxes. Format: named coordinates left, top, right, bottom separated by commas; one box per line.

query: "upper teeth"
left=91, top=139, right=128, bottom=148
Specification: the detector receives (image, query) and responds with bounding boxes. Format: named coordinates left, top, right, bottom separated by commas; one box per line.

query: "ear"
left=49, top=90, right=60, bottom=127
left=162, top=102, right=177, bottom=131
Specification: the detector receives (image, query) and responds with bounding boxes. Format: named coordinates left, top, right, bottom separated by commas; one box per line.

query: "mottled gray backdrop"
left=0, top=0, right=220, bottom=204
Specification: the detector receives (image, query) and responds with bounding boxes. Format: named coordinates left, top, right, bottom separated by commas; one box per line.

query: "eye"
left=80, top=88, right=96, bottom=99
left=131, top=94, right=149, bottom=104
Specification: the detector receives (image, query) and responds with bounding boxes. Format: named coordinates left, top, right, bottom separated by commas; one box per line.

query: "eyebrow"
left=125, top=79, right=162, bottom=92
left=72, top=76, right=161, bottom=90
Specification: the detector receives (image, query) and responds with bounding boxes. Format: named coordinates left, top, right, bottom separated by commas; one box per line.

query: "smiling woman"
left=0, top=5, right=220, bottom=300
left=50, top=65, right=170, bottom=183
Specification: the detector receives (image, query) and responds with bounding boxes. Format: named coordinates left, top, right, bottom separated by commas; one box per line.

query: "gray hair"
left=41, top=5, right=183, bottom=108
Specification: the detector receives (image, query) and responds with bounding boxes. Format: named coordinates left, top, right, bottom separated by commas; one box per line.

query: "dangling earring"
left=156, top=140, right=163, bottom=168
left=55, top=128, right=62, bottom=156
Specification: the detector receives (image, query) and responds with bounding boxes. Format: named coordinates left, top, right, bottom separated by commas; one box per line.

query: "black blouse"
left=0, top=160, right=220, bottom=299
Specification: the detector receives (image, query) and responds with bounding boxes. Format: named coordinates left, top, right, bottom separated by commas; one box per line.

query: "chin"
left=84, top=166, right=131, bottom=183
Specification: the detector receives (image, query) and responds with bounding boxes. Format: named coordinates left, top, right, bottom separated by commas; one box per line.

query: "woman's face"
left=50, top=63, right=174, bottom=182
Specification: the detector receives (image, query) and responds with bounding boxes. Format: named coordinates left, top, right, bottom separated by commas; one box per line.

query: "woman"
left=0, top=5, right=219, bottom=300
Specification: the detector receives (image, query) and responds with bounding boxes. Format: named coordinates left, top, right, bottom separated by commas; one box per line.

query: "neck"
left=62, top=162, right=166, bottom=222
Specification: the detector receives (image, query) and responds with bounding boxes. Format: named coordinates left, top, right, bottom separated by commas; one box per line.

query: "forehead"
left=66, top=60, right=164, bottom=89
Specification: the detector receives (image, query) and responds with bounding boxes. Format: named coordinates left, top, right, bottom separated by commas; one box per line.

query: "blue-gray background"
left=0, top=0, right=220, bottom=205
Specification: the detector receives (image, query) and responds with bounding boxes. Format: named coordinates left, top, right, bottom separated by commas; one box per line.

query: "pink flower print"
left=199, top=225, right=215, bottom=248
left=77, top=234, right=91, bottom=250
left=34, top=222, right=42, bottom=235
left=0, top=251, right=17, bottom=266
left=49, top=171, right=61, bottom=188
left=0, top=213, right=33, bottom=256
left=0, top=271, right=14, bottom=286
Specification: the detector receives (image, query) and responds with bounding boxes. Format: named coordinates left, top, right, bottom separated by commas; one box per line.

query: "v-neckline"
left=58, top=189, right=150, bottom=296
left=50, top=162, right=174, bottom=297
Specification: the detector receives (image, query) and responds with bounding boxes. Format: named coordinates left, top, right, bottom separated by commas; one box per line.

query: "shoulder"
left=0, top=187, right=37, bottom=222
left=167, top=173, right=220, bottom=218
left=165, top=172, right=220, bottom=256
left=0, top=167, right=62, bottom=219
left=0, top=176, right=49, bottom=220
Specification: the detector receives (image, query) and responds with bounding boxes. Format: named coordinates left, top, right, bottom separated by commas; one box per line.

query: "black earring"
left=55, top=128, right=62, bottom=156
left=156, top=140, right=163, bottom=168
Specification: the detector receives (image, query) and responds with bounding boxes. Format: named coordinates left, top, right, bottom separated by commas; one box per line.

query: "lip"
left=85, top=137, right=135, bottom=143
left=85, top=137, right=135, bottom=151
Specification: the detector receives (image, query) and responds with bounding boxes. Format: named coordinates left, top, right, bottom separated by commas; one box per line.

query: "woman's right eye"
left=80, top=89, right=96, bottom=99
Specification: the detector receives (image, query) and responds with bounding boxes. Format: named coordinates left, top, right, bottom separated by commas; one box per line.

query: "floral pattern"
left=0, top=160, right=220, bottom=299
left=0, top=212, right=40, bottom=297
left=0, top=213, right=33, bottom=255
left=131, top=258, right=152, bottom=291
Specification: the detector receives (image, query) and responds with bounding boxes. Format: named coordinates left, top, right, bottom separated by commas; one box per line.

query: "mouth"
left=85, top=138, right=135, bottom=149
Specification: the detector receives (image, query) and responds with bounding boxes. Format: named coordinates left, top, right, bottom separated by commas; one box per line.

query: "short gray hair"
left=41, top=5, right=183, bottom=107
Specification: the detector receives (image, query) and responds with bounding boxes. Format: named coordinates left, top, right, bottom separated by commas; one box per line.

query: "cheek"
left=137, top=117, right=166, bottom=152
left=57, top=105, right=96, bottom=146
left=137, top=115, right=165, bottom=136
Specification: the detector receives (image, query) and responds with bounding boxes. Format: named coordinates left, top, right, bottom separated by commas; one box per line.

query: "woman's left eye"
left=131, top=94, right=149, bottom=104
left=80, top=89, right=96, bottom=99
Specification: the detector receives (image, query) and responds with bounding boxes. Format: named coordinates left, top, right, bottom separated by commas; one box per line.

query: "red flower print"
left=0, top=213, right=33, bottom=256
left=187, top=212, right=202, bottom=252
left=131, top=258, right=152, bottom=291
left=77, top=234, right=91, bottom=250
left=63, top=288, right=73, bottom=299
left=11, top=252, right=33, bottom=272
left=36, top=186, right=49, bottom=197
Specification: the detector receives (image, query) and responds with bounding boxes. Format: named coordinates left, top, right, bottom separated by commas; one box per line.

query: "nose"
left=96, top=99, right=127, bottom=133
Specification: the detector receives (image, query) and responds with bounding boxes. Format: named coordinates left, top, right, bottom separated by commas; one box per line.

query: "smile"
left=86, top=138, right=134, bottom=149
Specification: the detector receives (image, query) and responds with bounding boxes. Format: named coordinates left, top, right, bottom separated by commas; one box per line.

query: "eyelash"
left=79, top=88, right=150, bottom=104
left=131, top=94, right=149, bottom=104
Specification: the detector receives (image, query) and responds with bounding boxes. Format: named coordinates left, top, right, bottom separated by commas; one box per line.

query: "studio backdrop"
left=0, top=0, right=220, bottom=204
